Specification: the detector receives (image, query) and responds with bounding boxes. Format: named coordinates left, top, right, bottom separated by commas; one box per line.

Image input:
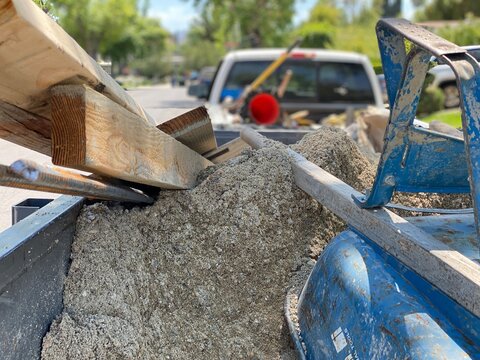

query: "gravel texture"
left=41, top=127, right=469, bottom=359
left=42, top=144, right=328, bottom=359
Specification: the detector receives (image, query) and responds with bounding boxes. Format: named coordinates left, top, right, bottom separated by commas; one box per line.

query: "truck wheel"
left=442, top=84, right=460, bottom=108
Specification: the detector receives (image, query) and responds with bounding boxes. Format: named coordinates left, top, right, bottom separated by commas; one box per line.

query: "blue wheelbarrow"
left=242, top=18, right=480, bottom=359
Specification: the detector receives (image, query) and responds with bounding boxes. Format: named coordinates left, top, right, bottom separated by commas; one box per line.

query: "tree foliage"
left=52, top=0, right=139, bottom=58
left=192, top=0, right=295, bottom=48
left=180, top=0, right=295, bottom=71
left=294, top=1, right=382, bottom=66
left=418, top=0, right=480, bottom=20
left=32, top=0, right=54, bottom=13
left=437, top=17, right=480, bottom=45
left=33, top=0, right=168, bottom=73
left=295, top=3, right=342, bottom=48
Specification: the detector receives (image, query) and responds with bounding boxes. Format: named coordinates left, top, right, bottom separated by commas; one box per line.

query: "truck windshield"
left=317, top=62, right=375, bottom=103
left=221, top=60, right=374, bottom=103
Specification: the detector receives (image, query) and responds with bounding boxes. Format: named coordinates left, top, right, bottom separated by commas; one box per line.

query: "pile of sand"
left=41, top=127, right=469, bottom=359
left=42, top=144, right=327, bottom=359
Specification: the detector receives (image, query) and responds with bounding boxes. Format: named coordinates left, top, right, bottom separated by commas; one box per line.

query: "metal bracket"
left=356, top=19, right=480, bottom=241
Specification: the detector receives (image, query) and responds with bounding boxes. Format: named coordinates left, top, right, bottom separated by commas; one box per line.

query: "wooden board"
left=51, top=85, right=212, bottom=189
left=0, top=0, right=154, bottom=124
left=241, top=127, right=480, bottom=317
left=0, top=101, right=51, bottom=155
left=157, top=106, right=217, bottom=154
left=204, top=137, right=250, bottom=164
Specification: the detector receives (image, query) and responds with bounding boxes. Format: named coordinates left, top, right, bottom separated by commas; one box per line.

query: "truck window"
left=468, top=49, right=480, bottom=62
left=222, top=61, right=275, bottom=100
left=317, top=62, right=375, bottom=103
left=222, top=60, right=318, bottom=101
left=221, top=59, right=375, bottom=104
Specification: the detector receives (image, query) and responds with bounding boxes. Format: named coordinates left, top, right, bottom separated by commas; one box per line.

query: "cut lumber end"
left=51, top=85, right=87, bottom=166
left=157, top=106, right=217, bottom=154
left=205, top=137, right=250, bottom=164
left=50, top=85, right=213, bottom=189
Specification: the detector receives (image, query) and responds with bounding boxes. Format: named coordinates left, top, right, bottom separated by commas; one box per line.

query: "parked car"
left=377, top=74, right=388, bottom=103
left=206, top=48, right=383, bottom=122
left=429, top=45, right=480, bottom=108
left=171, top=73, right=186, bottom=87
left=187, top=66, right=216, bottom=98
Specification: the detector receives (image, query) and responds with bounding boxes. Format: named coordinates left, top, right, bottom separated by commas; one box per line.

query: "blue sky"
left=149, top=0, right=418, bottom=34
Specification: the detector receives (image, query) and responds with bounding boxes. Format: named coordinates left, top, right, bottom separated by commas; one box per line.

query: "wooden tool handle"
left=6, top=159, right=153, bottom=203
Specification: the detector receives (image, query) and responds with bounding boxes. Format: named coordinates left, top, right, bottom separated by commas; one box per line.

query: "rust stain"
left=380, top=325, right=400, bottom=346
left=414, top=313, right=429, bottom=326
left=440, top=236, right=453, bottom=244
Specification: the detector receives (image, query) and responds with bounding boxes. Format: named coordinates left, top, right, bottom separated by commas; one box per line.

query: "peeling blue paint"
left=356, top=19, right=480, bottom=241
left=290, top=19, right=480, bottom=359
left=296, top=230, right=480, bottom=359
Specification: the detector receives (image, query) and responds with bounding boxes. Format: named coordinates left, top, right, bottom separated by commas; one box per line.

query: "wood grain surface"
left=0, top=0, right=154, bottom=124
left=51, top=85, right=212, bottom=189
left=158, top=106, right=217, bottom=154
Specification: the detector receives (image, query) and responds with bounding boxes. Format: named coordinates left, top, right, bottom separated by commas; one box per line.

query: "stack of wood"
left=0, top=0, right=250, bottom=203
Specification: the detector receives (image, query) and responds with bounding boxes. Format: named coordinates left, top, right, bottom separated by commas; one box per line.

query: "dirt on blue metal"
left=40, top=127, right=470, bottom=359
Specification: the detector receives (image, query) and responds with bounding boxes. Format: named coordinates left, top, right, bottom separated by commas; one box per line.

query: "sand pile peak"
left=42, top=145, right=329, bottom=359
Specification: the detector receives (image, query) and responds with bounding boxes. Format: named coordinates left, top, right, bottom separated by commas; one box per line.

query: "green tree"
left=294, top=1, right=381, bottom=66
left=192, top=0, right=295, bottom=48
left=36, top=0, right=169, bottom=77
left=52, top=0, right=139, bottom=58
left=106, top=16, right=169, bottom=75
left=295, top=2, right=342, bottom=48
left=437, top=17, right=480, bottom=45
left=32, top=0, right=54, bottom=13
left=181, top=40, right=223, bottom=70
left=382, top=0, right=401, bottom=17
left=418, top=0, right=480, bottom=20
left=178, top=3, right=225, bottom=71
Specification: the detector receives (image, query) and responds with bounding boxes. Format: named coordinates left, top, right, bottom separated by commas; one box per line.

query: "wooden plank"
left=0, top=0, right=154, bottom=125
left=51, top=85, right=212, bottom=189
left=241, top=127, right=480, bottom=317
left=6, top=159, right=153, bottom=203
left=0, top=101, right=51, bottom=155
left=157, top=106, right=217, bottom=154
left=204, top=137, right=250, bottom=164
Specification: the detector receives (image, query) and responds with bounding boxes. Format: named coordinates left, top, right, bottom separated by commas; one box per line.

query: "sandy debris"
left=41, top=127, right=469, bottom=359
left=291, top=127, right=375, bottom=191
left=42, top=144, right=328, bottom=359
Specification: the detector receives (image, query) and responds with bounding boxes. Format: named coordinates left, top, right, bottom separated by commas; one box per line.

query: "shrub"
left=417, top=85, right=445, bottom=116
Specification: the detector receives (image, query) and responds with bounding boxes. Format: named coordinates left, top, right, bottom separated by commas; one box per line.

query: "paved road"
left=0, top=84, right=202, bottom=232
left=128, top=84, right=204, bottom=124
left=0, top=141, right=59, bottom=231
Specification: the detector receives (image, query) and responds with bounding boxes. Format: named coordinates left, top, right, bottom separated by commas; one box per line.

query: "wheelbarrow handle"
left=373, top=18, right=480, bottom=242
left=377, top=19, right=465, bottom=57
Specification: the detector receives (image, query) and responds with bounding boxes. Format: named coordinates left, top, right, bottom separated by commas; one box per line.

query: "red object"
left=290, top=52, right=315, bottom=59
left=248, top=93, right=280, bottom=125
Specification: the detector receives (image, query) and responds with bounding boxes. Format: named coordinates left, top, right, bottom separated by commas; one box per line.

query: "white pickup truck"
left=199, top=48, right=384, bottom=123
left=429, top=45, right=480, bottom=108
